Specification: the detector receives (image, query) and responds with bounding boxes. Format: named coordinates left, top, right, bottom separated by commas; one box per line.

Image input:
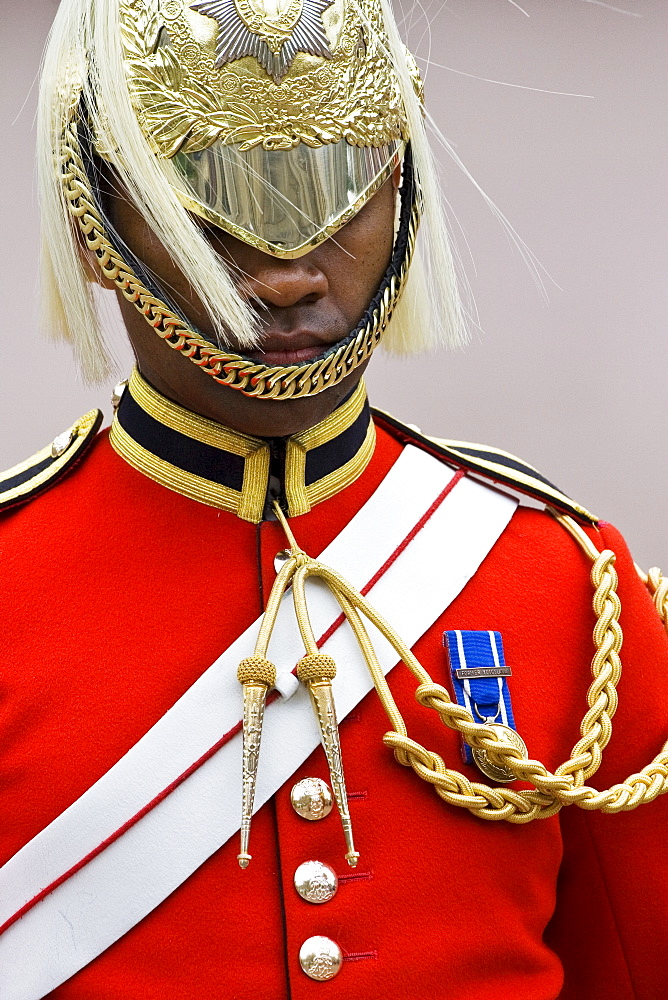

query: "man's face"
left=104, top=172, right=398, bottom=437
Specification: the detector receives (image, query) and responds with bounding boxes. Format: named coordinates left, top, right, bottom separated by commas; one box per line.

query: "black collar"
left=110, top=369, right=375, bottom=522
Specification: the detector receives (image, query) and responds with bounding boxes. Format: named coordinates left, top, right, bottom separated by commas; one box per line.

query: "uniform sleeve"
left=544, top=522, right=668, bottom=1000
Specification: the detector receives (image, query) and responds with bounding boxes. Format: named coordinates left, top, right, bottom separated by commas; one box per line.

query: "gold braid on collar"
left=109, top=369, right=375, bottom=522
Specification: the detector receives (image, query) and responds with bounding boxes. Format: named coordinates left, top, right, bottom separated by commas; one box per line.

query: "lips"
left=242, top=331, right=337, bottom=366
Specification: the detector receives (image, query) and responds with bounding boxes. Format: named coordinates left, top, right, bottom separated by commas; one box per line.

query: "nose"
left=242, top=255, right=329, bottom=308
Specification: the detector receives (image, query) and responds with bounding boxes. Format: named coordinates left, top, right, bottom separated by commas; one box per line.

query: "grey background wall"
left=1, top=0, right=666, bottom=569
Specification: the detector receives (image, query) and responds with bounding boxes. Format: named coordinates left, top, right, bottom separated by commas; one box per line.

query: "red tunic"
left=1, top=418, right=666, bottom=999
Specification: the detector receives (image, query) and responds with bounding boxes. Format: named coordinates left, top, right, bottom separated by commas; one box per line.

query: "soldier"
left=1, top=1, right=667, bottom=998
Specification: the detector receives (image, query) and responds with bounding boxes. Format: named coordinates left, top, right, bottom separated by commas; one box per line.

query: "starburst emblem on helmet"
left=190, top=0, right=334, bottom=84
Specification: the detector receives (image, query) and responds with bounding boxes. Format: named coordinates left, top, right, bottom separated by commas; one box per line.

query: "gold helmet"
left=129, top=0, right=410, bottom=256
left=39, top=0, right=465, bottom=395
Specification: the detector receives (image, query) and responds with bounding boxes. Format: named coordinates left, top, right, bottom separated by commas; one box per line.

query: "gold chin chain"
left=236, top=503, right=668, bottom=867
left=61, top=116, right=419, bottom=401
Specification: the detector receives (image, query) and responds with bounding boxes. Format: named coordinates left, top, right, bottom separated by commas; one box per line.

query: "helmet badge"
left=190, top=0, right=334, bottom=83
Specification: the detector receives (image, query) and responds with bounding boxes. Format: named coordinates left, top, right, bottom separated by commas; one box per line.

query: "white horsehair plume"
left=359, top=0, right=469, bottom=355
left=38, top=0, right=262, bottom=382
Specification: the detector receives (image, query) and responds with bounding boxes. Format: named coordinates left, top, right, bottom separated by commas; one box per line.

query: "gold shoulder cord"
left=237, top=504, right=668, bottom=867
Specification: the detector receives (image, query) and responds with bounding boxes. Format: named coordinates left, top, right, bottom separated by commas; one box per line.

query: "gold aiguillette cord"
left=236, top=503, right=359, bottom=869
left=237, top=500, right=668, bottom=861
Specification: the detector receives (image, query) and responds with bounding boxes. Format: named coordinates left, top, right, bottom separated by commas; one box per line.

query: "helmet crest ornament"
left=191, top=0, right=335, bottom=83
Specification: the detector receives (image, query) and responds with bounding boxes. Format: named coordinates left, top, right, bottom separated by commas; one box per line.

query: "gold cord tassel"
left=273, top=505, right=359, bottom=867
left=236, top=656, right=277, bottom=868
left=235, top=535, right=302, bottom=869
left=296, top=653, right=359, bottom=868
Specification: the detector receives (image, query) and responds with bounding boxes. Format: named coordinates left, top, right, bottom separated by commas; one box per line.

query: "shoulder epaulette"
left=373, top=409, right=598, bottom=525
left=0, top=409, right=103, bottom=512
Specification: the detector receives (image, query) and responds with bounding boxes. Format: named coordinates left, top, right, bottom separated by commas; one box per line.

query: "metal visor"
left=170, top=138, right=404, bottom=258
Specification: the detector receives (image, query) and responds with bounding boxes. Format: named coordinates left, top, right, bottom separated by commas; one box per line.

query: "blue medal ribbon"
left=443, top=630, right=517, bottom=764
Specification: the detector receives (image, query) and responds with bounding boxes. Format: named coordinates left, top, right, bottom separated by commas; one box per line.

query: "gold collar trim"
left=109, top=370, right=375, bottom=522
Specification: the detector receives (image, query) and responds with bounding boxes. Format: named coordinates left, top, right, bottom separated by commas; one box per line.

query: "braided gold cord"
left=260, top=503, right=668, bottom=823
left=61, top=117, right=419, bottom=401
left=636, top=564, right=668, bottom=631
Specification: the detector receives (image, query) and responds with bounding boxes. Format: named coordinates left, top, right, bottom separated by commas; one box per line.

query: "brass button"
left=299, top=936, right=343, bottom=981
left=294, top=861, right=338, bottom=904
left=290, top=777, right=333, bottom=821
left=51, top=429, right=76, bottom=459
